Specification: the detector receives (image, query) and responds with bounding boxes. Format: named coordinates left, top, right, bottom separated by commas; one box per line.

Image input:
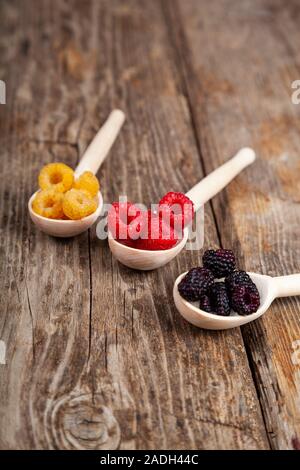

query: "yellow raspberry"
left=73, top=171, right=100, bottom=197
left=32, top=189, right=64, bottom=219
left=79, top=188, right=94, bottom=199
left=62, top=189, right=97, bottom=220
left=39, top=162, right=74, bottom=193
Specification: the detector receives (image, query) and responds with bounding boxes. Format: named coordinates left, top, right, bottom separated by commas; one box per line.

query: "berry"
left=137, top=210, right=180, bottom=250
left=209, top=282, right=231, bottom=316
left=38, top=163, right=74, bottom=193
left=62, top=189, right=97, bottom=220
left=118, top=239, right=138, bottom=248
left=32, top=189, right=64, bottom=219
left=199, top=293, right=213, bottom=313
left=159, top=192, right=194, bottom=231
left=225, top=270, right=254, bottom=292
left=73, top=171, right=100, bottom=197
left=202, top=249, right=236, bottom=278
left=230, top=284, right=260, bottom=315
left=107, top=202, right=145, bottom=242
left=178, top=267, right=214, bottom=302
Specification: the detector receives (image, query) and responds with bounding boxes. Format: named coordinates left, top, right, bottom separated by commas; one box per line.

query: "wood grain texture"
left=0, top=0, right=276, bottom=450
left=168, top=0, right=300, bottom=449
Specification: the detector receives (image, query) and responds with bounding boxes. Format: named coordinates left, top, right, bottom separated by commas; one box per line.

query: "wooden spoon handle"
left=74, top=109, right=125, bottom=177
left=273, top=274, right=300, bottom=298
left=185, top=147, right=256, bottom=211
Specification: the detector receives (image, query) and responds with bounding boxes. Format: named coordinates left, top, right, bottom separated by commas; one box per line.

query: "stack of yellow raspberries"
left=32, top=163, right=100, bottom=220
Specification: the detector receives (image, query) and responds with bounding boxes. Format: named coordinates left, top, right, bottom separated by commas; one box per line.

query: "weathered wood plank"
left=169, top=0, right=300, bottom=450
left=0, top=0, right=268, bottom=449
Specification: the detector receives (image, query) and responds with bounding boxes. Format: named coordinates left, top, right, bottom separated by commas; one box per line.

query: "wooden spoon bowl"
left=108, top=228, right=189, bottom=270
left=28, top=191, right=103, bottom=238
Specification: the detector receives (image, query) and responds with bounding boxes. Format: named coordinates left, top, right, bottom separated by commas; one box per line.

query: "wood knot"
left=50, top=394, right=120, bottom=450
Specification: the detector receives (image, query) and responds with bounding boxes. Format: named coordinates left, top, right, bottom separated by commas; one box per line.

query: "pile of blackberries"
left=178, top=249, right=260, bottom=316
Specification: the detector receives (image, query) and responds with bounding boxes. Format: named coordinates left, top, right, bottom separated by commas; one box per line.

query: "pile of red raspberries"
left=108, top=192, right=194, bottom=250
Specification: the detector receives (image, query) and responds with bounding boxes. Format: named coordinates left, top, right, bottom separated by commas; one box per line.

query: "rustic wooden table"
left=0, top=0, right=300, bottom=451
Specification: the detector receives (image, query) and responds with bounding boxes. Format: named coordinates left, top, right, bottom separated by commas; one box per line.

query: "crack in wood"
left=165, top=408, right=254, bottom=435
left=160, top=0, right=223, bottom=246
left=87, top=229, right=93, bottom=362
left=24, top=275, right=35, bottom=361
left=11, top=267, right=21, bottom=305
left=21, top=138, right=78, bottom=148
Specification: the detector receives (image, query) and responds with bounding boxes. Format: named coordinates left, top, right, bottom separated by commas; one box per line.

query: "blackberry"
left=199, top=293, right=213, bottom=313
left=225, top=270, right=254, bottom=292
left=231, top=284, right=260, bottom=315
left=203, top=249, right=236, bottom=278
left=209, top=282, right=231, bottom=316
left=178, top=267, right=214, bottom=302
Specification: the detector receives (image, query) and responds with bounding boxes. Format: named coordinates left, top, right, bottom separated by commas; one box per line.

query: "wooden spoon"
left=173, top=271, right=300, bottom=330
left=109, top=147, right=256, bottom=270
left=28, top=109, right=125, bottom=237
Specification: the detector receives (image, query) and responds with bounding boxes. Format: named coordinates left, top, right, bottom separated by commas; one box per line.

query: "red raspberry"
left=108, top=202, right=146, bottom=243
left=137, top=210, right=181, bottom=250
left=159, top=192, right=194, bottom=231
